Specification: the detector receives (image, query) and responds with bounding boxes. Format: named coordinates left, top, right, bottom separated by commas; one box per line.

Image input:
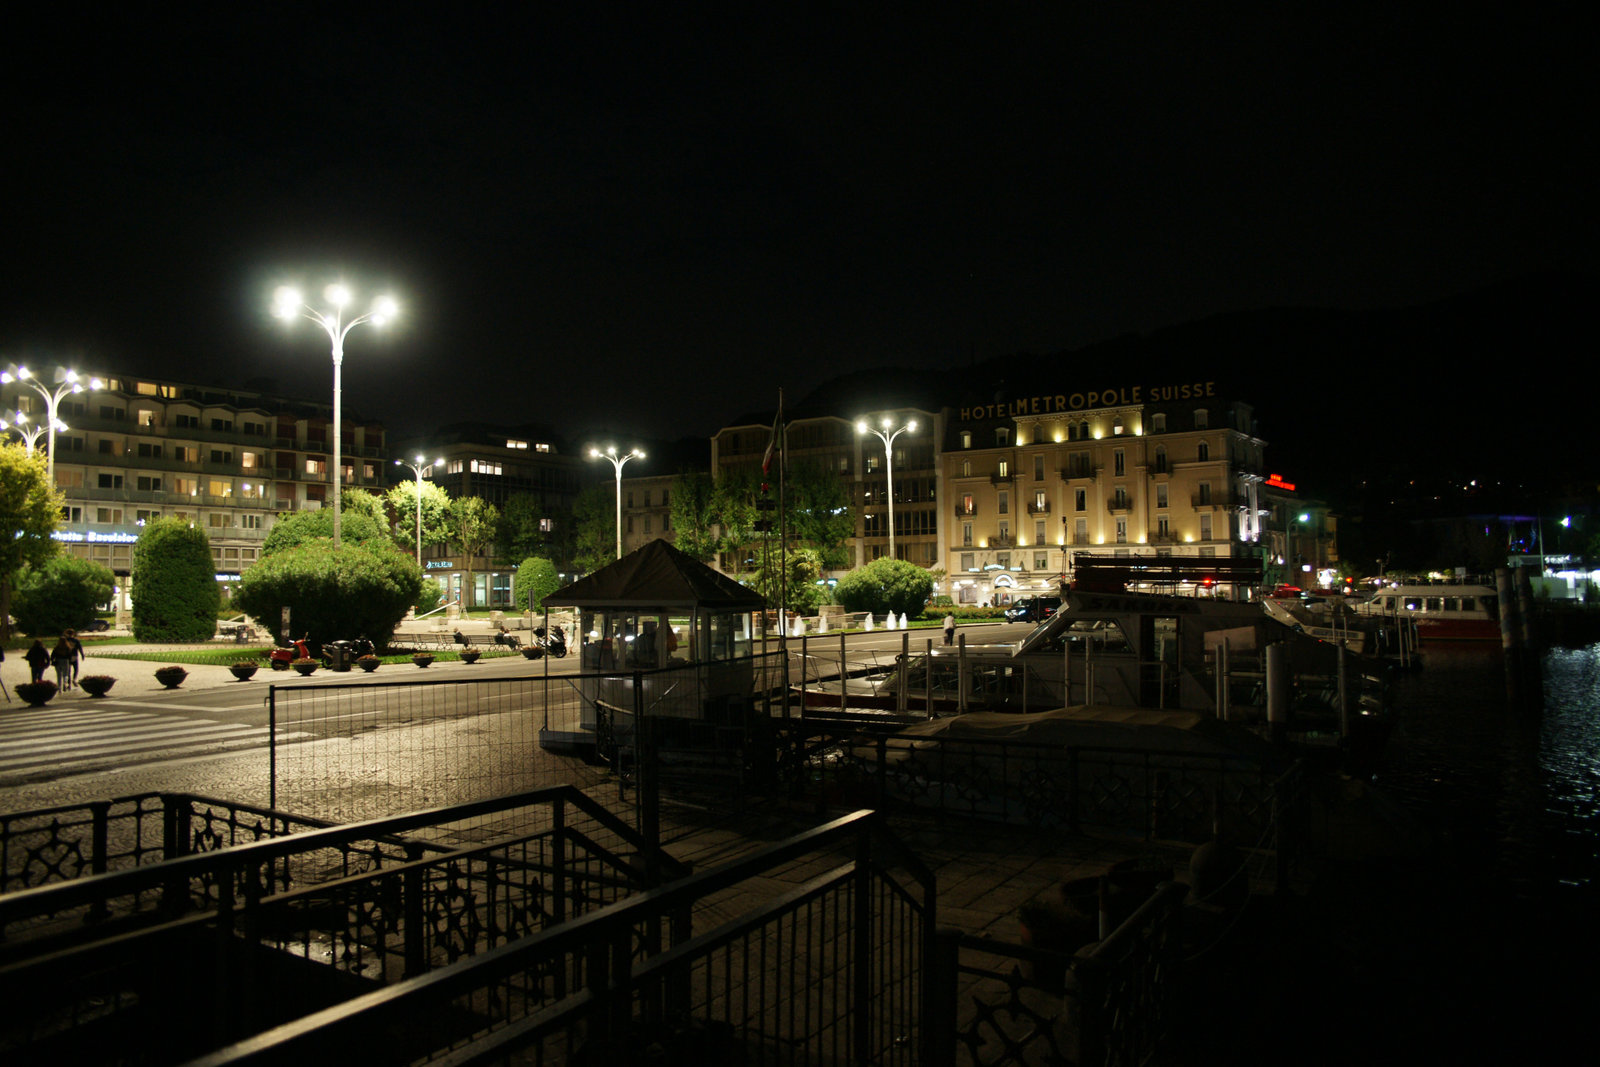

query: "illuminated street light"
left=588, top=445, right=644, bottom=561
left=272, top=283, right=399, bottom=548
left=1, top=365, right=101, bottom=488
left=856, top=414, right=918, bottom=561
left=0, top=409, right=68, bottom=454
left=394, top=454, right=444, bottom=567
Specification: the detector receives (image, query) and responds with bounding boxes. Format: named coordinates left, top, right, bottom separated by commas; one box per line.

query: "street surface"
left=0, top=620, right=1030, bottom=813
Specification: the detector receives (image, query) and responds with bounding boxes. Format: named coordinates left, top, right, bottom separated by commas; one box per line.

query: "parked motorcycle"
left=321, top=636, right=375, bottom=670
left=269, top=635, right=312, bottom=671
left=534, top=625, right=567, bottom=658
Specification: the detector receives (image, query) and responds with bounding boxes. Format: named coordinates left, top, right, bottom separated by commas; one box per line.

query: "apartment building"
left=3, top=371, right=386, bottom=608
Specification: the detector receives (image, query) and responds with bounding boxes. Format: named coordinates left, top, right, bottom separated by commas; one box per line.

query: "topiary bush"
left=513, top=556, right=561, bottom=614
left=12, top=555, right=116, bottom=637
left=833, top=559, right=936, bottom=620
left=233, top=536, right=423, bottom=647
left=131, top=519, right=220, bottom=642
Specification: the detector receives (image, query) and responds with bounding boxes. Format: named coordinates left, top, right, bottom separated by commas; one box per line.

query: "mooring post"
left=1266, top=642, right=1288, bottom=745
left=1496, top=568, right=1522, bottom=704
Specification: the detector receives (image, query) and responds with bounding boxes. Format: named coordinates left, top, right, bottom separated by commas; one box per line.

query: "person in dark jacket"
left=63, top=628, right=85, bottom=687
left=50, top=638, right=74, bottom=688
left=25, top=640, right=50, bottom=683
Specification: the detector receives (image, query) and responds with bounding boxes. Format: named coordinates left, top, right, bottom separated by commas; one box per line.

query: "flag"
left=761, top=404, right=783, bottom=475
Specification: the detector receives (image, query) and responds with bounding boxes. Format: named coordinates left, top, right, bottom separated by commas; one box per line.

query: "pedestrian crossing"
left=0, top=703, right=310, bottom=781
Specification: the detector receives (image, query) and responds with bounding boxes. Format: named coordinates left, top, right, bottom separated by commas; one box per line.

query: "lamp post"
left=589, top=445, right=644, bottom=561
left=272, top=284, right=398, bottom=548
left=856, top=415, right=918, bottom=561
left=394, top=455, right=444, bottom=567
left=0, top=410, right=67, bottom=455
left=1, top=366, right=100, bottom=488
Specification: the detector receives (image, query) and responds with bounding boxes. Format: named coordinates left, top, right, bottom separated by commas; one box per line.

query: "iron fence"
left=0, top=793, right=336, bottom=896
left=190, top=809, right=937, bottom=1066
left=0, top=788, right=672, bottom=1064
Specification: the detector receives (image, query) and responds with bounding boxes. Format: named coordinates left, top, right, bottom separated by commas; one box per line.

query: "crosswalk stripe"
left=0, top=706, right=310, bottom=778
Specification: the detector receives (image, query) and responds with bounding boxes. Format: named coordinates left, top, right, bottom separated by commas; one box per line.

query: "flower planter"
left=230, top=663, right=259, bottom=681
left=521, top=646, right=544, bottom=660
left=16, top=681, right=58, bottom=706
left=292, top=658, right=318, bottom=676
left=459, top=649, right=481, bottom=664
left=79, top=675, right=116, bottom=698
left=412, top=654, right=435, bottom=669
left=154, top=667, right=188, bottom=690
left=357, top=656, right=381, bottom=672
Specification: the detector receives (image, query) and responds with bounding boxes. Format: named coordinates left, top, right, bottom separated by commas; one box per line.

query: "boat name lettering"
left=959, top=381, right=1215, bottom=421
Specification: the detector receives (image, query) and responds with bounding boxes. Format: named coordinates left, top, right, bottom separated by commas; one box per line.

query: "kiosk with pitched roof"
left=539, top=539, right=767, bottom=754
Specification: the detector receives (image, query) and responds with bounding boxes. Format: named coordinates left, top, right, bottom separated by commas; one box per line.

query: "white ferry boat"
left=1353, top=581, right=1500, bottom=641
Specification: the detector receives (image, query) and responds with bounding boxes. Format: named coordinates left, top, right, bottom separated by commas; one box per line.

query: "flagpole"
left=777, top=388, right=790, bottom=729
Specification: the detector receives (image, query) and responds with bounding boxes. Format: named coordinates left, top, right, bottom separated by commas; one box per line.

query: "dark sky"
left=3, top=7, right=1588, bottom=443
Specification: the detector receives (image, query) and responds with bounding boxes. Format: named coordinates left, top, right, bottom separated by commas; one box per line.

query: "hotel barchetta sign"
left=959, top=380, right=1217, bottom=422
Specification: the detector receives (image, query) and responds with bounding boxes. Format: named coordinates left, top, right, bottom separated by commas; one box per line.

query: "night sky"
left=3, top=7, right=1587, bottom=444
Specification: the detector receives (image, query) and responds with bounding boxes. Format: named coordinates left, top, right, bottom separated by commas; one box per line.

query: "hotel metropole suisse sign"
left=957, top=380, right=1217, bottom=423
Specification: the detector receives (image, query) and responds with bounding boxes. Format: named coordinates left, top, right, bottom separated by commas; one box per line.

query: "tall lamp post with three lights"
left=1, top=365, right=100, bottom=489
left=272, top=284, right=398, bottom=548
left=394, top=454, right=444, bottom=568
left=589, top=445, right=644, bottom=561
left=856, top=415, right=918, bottom=562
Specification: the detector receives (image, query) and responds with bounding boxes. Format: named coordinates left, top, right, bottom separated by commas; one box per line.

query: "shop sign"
left=958, top=380, right=1217, bottom=422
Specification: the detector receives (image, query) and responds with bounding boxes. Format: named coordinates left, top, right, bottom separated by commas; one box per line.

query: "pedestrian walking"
left=943, top=613, right=955, bottom=646
left=25, top=640, right=50, bottom=683
left=63, top=628, right=85, bottom=688
left=50, top=637, right=74, bottom=689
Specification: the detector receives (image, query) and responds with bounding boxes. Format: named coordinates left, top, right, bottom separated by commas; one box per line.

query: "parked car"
left=1005, top=596, right=1061, bottom=623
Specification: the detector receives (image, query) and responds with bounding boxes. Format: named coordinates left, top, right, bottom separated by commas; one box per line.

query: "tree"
left=263, top=506, right=387, bottom=554
left=0, top=443, right=62, bottom=640
left=669, top=472, right=721, bottom=561
left=12, top=556, right=115, bottom=636
left=385, top=480, right=452, bottom=555
left=235, top=538, right=423, bottom=647
left=340, top=487, right=391, bottom=532
left=787, top=460, right=856, bottom=569
left=748, top=545, right=828, bottom=615
left=447, top=496, right=500, bottom=609
left=131, top=518, right=220, bottom=642
left=513, top=556, right=562, bottom=614
left=497, top=492, right=556, bottom=565
left=834, top=558, right=936, bottom=619
left=570, top=484, right=616, bottom=574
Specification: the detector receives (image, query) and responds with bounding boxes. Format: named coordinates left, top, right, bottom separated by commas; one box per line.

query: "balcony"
left=989, top=535, right=1015, bottom=548
left=954, top=504, right=977, bottom=518
left=989, top=471, right=1015, bottom=485
left=1106, top=497, right=1132, bottom=514
left=1026, top=501, right=1050, bottom=515
left=1058, top=465, right=1096, bottom=481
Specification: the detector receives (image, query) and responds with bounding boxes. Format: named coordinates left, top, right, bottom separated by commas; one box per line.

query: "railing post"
left=404, top=843, right=426, bottom=976
left=268, top=684, right=279, bottom=812
left=852, top=826, right=874, bottom=1063
left=923, top=926, right=961, bottom=1067
left=925, top=637, right=934, bottom=717
left=898, top=631, right=909, bottom=716
left=635, top=671, right=661, bottom=883
left=89, top=801, right=110, bottom=878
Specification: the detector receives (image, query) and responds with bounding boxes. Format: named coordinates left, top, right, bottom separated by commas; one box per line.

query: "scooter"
left=534, top=625, right=567, bottom=658
left=269, top=635, right=312, bottom=671
left=321, top=636, right=375, bottom=669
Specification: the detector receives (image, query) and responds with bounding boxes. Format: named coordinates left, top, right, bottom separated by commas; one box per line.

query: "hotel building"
left=939, top=382, right=1268, bottom=604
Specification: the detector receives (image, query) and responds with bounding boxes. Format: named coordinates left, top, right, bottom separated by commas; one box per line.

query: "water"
left=1175, top=643, right=1600, bottom=1063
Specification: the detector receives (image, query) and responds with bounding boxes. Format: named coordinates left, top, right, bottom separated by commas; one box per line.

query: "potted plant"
left=154, top=665, right=188, bottom=689
left=356, top=654, right=381, bottom=672
left=230, top=661, right=259, bottom=681
left=78, top=675, right=116, bottom=698
left=16, top=680, right=57, bottom=706
left=412, top=652, right=435, bottom=668
left=459, top=646, right=481, bottom=663
left=291, top=657, right=318, bottom=676
left=521, top=646, right=543, bottom=660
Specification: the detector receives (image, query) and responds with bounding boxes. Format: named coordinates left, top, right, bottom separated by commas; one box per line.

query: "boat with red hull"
left=1353, top=582, right=1500, bottom=642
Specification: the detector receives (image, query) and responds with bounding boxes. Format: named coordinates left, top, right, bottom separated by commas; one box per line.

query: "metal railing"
left=0, top=793, right=335, bottom=897
left=191, top=808, right=938, bottom=1066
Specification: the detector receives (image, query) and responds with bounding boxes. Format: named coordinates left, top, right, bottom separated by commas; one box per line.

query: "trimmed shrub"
left=12, top=556, right=116, bottom=636
left=834, top=559, right=936, bottom=620
left=512, top=556, right=561, bottom=614
left=234, top=537, right=423, bottom=647
left=131, top=519, right=220, bottom=642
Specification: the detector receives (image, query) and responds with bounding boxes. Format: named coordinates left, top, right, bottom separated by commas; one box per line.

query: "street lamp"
left=856, top=414, right=918, bottom=561
left=0, top=410, right=67, bottom=454
left=394, top=454, right=443, bottom=567
left=589, top=445, right=644, bottom=561
left=272, top=283, right=399, bottom=548
left=1, top=365, right=101, bottom=489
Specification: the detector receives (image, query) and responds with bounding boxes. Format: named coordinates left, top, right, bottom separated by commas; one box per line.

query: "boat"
left=1352, top=581, right=1501, bottom=642
left=1261, top=592, right=1378, bottom=654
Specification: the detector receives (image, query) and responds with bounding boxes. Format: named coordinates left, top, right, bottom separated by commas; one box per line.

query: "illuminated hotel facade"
left=938, top=381, right=1268, bottom=604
